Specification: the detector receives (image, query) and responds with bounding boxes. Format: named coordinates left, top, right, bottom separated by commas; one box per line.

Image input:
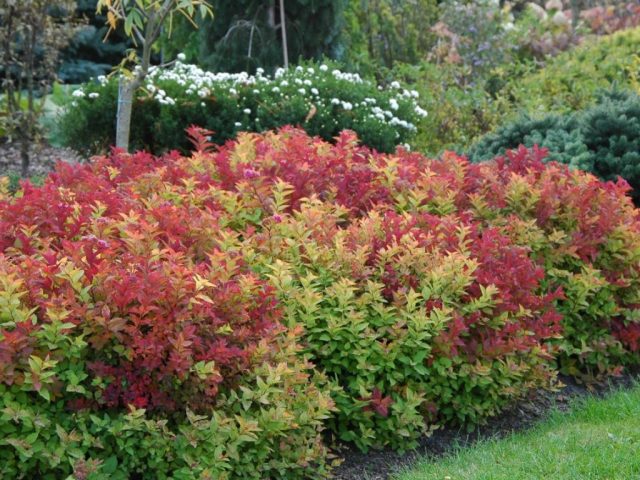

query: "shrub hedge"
left=468, top=90, right=640, bottom=201
left=1, top=128, right=639, bottom=475
left=57, top=61, right=426, bottom=155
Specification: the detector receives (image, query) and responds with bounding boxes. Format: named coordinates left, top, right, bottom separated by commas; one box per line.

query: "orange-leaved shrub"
left=1, top=127, right=639, bottom=472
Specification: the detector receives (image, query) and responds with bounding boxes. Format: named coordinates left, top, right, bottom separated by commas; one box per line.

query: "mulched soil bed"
left=0, top=141, right=81, bottom=178
left=333, top=371, right=640, bottom=480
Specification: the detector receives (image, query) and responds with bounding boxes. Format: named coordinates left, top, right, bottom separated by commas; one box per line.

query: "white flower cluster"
left=74, top=57, right=428, bottom=135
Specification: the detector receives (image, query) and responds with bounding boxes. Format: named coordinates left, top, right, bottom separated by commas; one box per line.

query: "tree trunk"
left=20, top=137, right=30, bottom=178
left=279, top=0, right=289, bottom=68
left=116, top=78, right=136, bottom=150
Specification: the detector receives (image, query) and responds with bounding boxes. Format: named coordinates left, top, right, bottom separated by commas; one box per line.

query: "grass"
left=395, top=383, right=640, bottom=480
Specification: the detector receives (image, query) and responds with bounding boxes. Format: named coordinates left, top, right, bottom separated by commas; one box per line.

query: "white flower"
left=275, top=67, right=285, bottom=78
left=415, top=106, right=428, bottom=117
left=177, top=53, right=186, bottom=61
left=342, top=101, right=353, bottom=111
left=295, top=66, right=304, bottom=73
left=390, top=81, right=401, bottom=89
left=389, top=98, right=399, bottom=110
left=307, top=67, right=315, bottom=74
left=272, top=87, right=280, bottom=93
left=303, top=79, right=312, bottom=86
left=88, top=92, right=100, bottom=99
left=298, top=88, right=306, bottom=95
left=229, top=88, right=237, bottom=95
left=201, top=102, right=206, bottom=107
left=281, top=80, right=289, bottom=87
left=235, top=122, right=242, bottom=127
left=72, top=89, right=85, bottom=98
left=319, top=64, right=328, bottom=72
left=311, top=88, right=319, bottom=95
left=331, top=98, right=340, bottom=105
left=256, top=67, right=265, bottom=75
left=243, top=108, right=251, bottom=114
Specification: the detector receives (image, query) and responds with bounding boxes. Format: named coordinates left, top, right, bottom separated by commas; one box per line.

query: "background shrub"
left=391, top=62, right=508, bottom=155
left=57, top=61, right=426, bottom=155
left=506, top=27, right=640, bottom=115
left=468, top=89, right=640, bottom=201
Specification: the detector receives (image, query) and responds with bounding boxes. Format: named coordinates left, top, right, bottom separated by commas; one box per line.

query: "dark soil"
left=0, top=141, right=81, bottom=178
left=333, top=371, right=640, bottom=480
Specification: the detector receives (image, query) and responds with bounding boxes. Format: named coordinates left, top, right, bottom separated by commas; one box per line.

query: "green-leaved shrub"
left=507, top=27, right=640, bottom=115
left=57, top=61, right=427, bottom=155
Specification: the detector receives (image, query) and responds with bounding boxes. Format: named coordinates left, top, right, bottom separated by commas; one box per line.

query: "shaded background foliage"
left=58, top=0, right=130, bottom=84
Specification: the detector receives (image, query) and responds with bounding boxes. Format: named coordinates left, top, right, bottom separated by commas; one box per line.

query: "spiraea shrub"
left=2, top=128, right=639, bottom=471
left=0, top=150, right=335, bottom=479
left=57, top=60, right=427, bottom=155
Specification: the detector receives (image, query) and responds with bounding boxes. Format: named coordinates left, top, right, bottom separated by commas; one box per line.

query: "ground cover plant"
left=396, top=382, right=640, bottom=480
left=58, top=60, right=426, bottom=155
left=2, top=128, right=639, bottom=477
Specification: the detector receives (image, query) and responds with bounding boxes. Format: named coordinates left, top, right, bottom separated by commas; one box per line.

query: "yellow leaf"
left=107, top=11, right=117, bottom=30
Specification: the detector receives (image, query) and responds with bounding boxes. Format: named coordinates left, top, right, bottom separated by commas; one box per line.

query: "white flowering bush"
left=59, top=60, right=427, bottom=154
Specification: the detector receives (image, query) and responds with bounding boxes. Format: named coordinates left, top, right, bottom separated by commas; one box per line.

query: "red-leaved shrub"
left=1, top=127, right=639, bottom=471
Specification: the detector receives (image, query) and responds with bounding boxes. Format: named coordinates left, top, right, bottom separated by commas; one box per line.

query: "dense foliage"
left=340, top=0, right=439, bottom=74
left=507, top=27, right=640, bottom=115
left=3, top=128, right=639, bottom=476
left=0, top=148, right=334, bottom=479
left=57, top=60, right=426, bottom=154
left=469, top=90, right=640, bottom=202
left=391, top=61, right=507, bottom=155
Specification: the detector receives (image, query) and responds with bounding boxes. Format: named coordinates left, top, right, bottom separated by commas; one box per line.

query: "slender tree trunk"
left=267, top=1, right=276, bottom=28
left=114, top=4, right=168, bottom=152
left=279, top=0, right=288, bottom=68
left=21, top=22, right=37, bottom=178
left=116, top=78, right=136, bottom=150
left=20, top=141, right=30, bottom=178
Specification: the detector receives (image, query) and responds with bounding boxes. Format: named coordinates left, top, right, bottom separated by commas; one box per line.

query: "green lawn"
left=396, top=383, right=640, bottom=480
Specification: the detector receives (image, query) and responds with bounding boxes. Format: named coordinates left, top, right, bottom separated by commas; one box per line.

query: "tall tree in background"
left=164, top=0, right=346, bottom=73
left=0, top=0, right=79, bottom=177
left=95, top=0, right=213, bottom=151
